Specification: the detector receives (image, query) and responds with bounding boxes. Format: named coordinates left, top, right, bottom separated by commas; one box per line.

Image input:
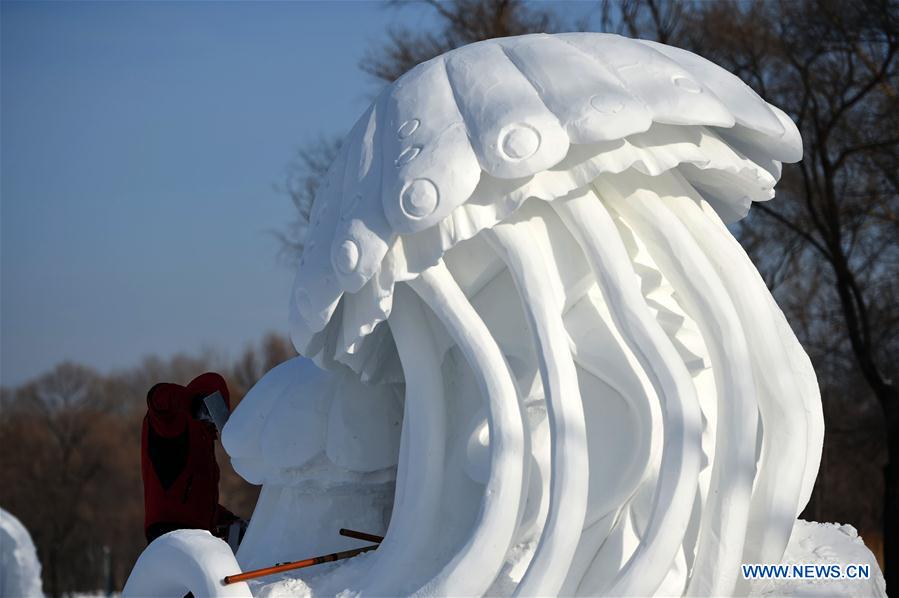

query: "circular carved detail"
left=397, top=119, right=420, bottom=139
left=400, top=178, right=439, bottom=219
left=333, top=238, right=361, bottom=274
left=395, top=146, right=421, bottom=167
left=499, top=124, right=541, bottom=160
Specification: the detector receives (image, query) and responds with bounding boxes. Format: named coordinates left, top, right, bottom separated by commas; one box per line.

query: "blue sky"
left=1, top=1, right=595, bottom=387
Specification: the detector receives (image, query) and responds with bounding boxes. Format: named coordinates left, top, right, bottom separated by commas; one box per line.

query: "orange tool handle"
left=339, top=528, right=385, bottom=544
left=222, top=544, right=378, bottom=585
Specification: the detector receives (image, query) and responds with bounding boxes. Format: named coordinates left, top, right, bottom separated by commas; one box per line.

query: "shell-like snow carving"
left=125, top=32, right=827, bottom=598
left=291, top=33, right=800, bottom=366
left=271, top=32, right=823, bottom=598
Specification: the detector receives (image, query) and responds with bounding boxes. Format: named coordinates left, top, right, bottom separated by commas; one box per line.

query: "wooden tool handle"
left=223, top=544, right=378, bottom=585
left=339, top=528, right=385, bottom=544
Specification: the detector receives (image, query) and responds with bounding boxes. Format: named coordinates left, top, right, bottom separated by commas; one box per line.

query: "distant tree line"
left=0, top=333, right=295, bottom=596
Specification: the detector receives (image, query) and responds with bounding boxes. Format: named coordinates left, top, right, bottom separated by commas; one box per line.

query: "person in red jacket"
left=142, top=372, right=240, bottom=544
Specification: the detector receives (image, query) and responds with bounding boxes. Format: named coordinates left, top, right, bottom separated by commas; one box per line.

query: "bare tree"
left=0, top=333, right=297, bottom=594
left=276, top=137, right=342, bottom=259
left=0, top=364, right=115, bottom=596
left=600, top=0, right=686, bottom=44
left=228, top=331, right=298, bottom=400
left=360, top=0, right=559, bottom=83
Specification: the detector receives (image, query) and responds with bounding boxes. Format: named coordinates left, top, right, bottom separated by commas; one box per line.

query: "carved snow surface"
left=290, top=32, right=801, bottom=371
left=222, top=357, right=402, bottom=484
left=126, top=33, right=883, bottom=598
left=266, top=31, right=834, bottom=598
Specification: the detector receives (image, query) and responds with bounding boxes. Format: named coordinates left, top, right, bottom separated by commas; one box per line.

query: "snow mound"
left=0, top=507, right=43, bottom=598
left=748, top=520, right=886, bottom=597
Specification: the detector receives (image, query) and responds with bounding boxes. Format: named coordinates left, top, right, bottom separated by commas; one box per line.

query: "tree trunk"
left=882, top=390, right=899, bottom=592
left=49, top=546, right=59, bottom=598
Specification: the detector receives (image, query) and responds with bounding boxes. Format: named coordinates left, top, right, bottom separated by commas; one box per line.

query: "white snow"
left=748, top=520, right=886, bottom=597
left=0, top=507, right=43, bottom=598
left=122, top=529, right=251, bottom=597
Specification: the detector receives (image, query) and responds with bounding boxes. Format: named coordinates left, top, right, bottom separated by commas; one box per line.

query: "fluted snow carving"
left=246, top=33, right=824, bottom=597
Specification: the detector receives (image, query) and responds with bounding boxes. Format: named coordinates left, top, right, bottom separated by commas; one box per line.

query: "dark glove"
left=190, top=394, right=210, bottom=422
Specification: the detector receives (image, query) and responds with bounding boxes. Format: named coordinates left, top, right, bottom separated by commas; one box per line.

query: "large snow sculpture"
left=262, top=31, right=825, bottom=597
left=125, top=32, right=885, bottom=597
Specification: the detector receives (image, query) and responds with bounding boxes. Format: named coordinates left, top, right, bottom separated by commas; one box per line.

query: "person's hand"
left=190, top=394, right=210, bottom=421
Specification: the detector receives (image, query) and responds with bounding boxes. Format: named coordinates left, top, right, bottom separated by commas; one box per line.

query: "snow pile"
left=0, top=507, right=43, bottom=598
left=749, top=520, right=886, bottom=597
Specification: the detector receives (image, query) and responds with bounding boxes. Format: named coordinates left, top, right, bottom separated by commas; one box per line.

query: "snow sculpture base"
left=119, top=514, right=886, bottom=598
left=144, top=520, right=882, bottom=598
left=748, top=521, right=886, bottom=597
left=236, top=482, right=393, bottom=573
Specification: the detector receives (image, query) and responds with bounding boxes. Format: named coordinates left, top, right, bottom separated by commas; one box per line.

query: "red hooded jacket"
left=141, top=372, right=237, bottom=543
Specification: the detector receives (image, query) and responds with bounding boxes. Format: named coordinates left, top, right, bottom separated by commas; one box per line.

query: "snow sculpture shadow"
left=126, top=32, right=846, bottom=597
